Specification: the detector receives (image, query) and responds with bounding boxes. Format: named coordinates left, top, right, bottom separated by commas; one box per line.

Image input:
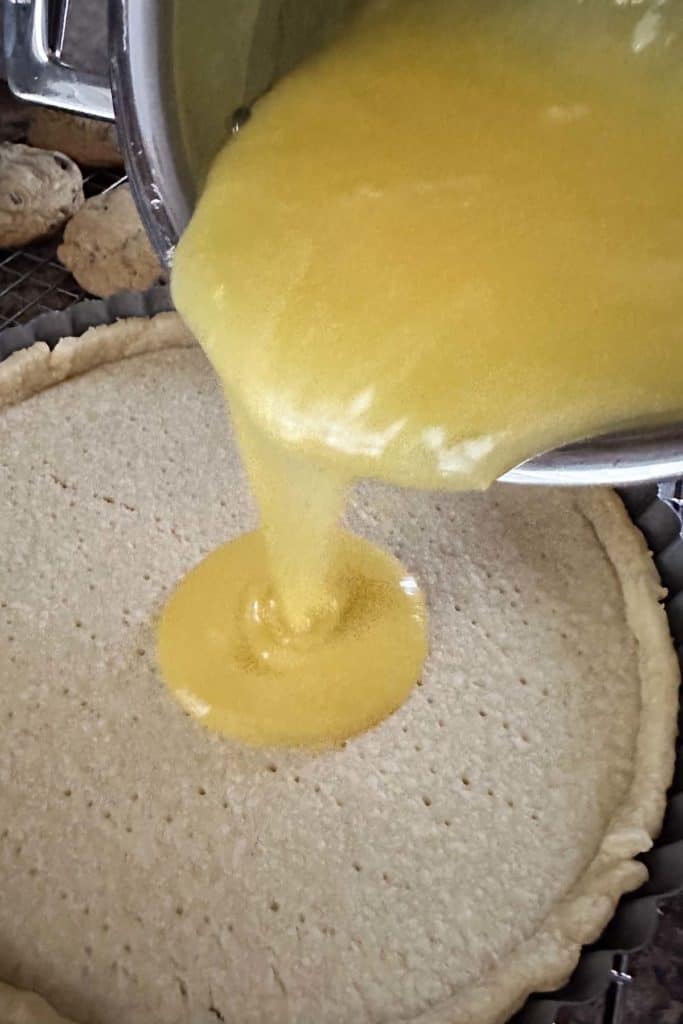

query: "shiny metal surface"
left=4, top=0, right=113, bottom=120
left=502, top=424, right=683, bottom=486
left=4, top=0, right=683, bottom=484
left=109, top=0, right=190, bottom=267
left=107, top=0, right=365, bottom=263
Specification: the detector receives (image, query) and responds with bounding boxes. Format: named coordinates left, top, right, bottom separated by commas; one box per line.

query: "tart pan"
left=1, top=292, right=681, bottom=1024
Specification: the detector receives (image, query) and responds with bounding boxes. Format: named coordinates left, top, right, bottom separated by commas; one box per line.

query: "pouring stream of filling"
left=164, top=0, right=683, bottom=746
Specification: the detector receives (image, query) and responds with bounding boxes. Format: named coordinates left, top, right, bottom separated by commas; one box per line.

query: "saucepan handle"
left=4, top=0, right=114, bottom=121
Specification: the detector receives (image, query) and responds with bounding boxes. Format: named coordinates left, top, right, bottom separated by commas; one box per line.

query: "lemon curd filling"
left=162, top=0, right=683, bottom=746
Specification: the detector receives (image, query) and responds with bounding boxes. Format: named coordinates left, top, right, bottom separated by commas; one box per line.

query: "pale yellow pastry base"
left=0, top=313, right=679, bottom=1024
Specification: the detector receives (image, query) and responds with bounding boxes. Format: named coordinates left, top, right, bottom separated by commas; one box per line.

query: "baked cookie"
left=0, top=142, right=84, bottom=247
left=57, top=185, right=165, bottom=297
left=0, top=316, right=678, bottom=1024
left=27, top=107, right=123, bottom=169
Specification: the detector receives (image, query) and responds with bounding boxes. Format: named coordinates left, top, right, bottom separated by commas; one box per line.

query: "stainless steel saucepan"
left=4, top=0, right=682, bottom=486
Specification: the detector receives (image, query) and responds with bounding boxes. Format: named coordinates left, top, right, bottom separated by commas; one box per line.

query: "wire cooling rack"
left=0, top=167, right=126, bottom=330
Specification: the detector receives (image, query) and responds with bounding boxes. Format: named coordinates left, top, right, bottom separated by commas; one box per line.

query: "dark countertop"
left=624, top=898, right=683, bottom=1024
left=557, top=897, right=683, bottom=1024
left=1, top=3, right=682, bottom=1020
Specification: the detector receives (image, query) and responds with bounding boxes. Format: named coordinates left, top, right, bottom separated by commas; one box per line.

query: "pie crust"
left=0, top=314, right=678, bottom=1024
